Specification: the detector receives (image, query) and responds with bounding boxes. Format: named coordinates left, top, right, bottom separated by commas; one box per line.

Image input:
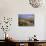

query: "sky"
left=19, top=14, right=34, bottom=19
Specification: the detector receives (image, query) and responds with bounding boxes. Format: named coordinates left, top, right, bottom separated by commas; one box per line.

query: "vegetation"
left=18, top=18, right=34, bottom=26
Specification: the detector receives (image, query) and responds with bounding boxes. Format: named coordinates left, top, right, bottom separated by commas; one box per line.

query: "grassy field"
left=18, top=18, right=34, bottom=26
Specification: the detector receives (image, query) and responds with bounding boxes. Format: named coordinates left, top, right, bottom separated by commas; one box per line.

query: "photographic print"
left=18, top=14, right=34, bottom=26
